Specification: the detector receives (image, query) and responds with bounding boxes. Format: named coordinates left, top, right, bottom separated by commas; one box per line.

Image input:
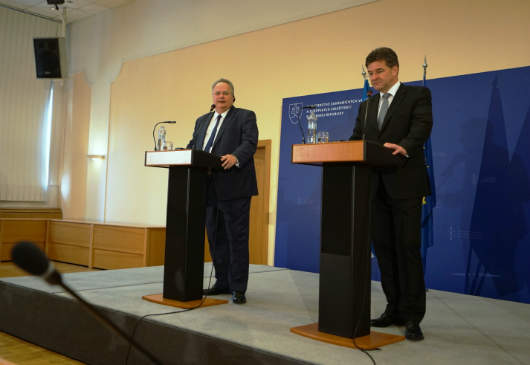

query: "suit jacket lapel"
left=367, top=94, right=380, bottom=135
left=212, top=107, right=235, bottom=150
left=197, top=112, right=214, bottom=149
left=380, top=84, right=407, bottom=133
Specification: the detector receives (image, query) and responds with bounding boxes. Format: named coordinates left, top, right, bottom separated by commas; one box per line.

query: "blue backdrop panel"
left=275, top=66, right=530, bottom=303
left=276, top=90, right=363, bottom=272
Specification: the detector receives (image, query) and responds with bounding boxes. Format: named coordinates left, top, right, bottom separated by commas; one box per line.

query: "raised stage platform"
left=1, top=264, right=529, bottom=364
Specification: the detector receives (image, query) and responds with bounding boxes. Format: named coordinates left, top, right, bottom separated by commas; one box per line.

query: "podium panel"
left=145, top=150, right=221, bottom=301
left=292, top=141, right=402, bottom=341
left=319, top=164, right=372, bottom=338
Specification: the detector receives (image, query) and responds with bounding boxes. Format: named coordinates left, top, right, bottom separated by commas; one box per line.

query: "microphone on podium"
left=11, top=241, right=162, bottom=365
left=362, top=91, right=373, bottom=141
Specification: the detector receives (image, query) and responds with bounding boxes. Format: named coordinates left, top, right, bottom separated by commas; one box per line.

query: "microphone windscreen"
left=11, top=241, right=50, bottom=276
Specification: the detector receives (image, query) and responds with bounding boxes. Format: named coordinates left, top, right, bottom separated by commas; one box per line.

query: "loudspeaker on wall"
left=33, top=37, right=66, bottom=79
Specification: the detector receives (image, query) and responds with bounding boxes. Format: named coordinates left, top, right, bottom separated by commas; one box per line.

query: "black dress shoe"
left=405, top=321, right=424, bottom=341
left=370, top=310, right=396, bottom=327
left=232, top=291, right=246, bottom=304
left=203, top=285, right=230, bottom=295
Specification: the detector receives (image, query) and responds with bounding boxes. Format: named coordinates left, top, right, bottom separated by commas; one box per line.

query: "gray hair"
left=211, top=78, right=235, bottom=95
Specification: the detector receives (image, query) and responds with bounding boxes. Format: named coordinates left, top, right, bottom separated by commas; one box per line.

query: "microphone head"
left=11, top=241, right=50, bottom=276
left=210, top=104, right=215, bottom=112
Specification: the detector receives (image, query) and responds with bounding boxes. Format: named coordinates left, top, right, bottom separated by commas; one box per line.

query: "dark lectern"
left=291, top=140, right=405, bottom=349
left=143, top=149, right=227, bottom=307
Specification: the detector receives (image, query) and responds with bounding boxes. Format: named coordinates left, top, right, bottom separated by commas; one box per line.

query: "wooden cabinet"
left=0, top=219, right=47, bottom=261
left=0, top=218, right=165, bottom=269
left=47, top=221, right=91, bottom=266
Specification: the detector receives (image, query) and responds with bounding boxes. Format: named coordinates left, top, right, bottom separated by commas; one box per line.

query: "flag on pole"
left=362, top=79, right=371, bottom=101
left=421, top=57, right=436, bottom=275
left=361, top=65, right=372, bottom=102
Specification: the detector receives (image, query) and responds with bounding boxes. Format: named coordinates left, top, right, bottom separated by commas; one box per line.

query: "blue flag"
left=421, top=70, right=436, bottom=276
left=361, top=79, right=371, bottom=101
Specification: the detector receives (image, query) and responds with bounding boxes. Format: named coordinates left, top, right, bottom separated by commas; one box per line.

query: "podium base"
left=142, top=294, right=228, bottom=309
left=290, top=323, right=405, bottom=350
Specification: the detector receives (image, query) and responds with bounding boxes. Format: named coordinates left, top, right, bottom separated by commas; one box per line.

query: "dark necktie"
left=204, top=114, right=222, bottom=153
left=377, top=93, right=391, bottom=130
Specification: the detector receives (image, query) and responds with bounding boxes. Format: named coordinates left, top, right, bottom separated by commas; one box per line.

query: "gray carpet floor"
left=1, top=264, right=529, bottom=365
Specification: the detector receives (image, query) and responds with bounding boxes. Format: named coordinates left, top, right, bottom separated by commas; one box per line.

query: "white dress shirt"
left=202, top=109, right=229, bottom=151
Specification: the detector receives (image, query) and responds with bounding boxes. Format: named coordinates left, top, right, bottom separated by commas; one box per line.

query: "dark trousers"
left=372, top=176, right=426, bottom=323
left=205, top=184, right=251, bottom=293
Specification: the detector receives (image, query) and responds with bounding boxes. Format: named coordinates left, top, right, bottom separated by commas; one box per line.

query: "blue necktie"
left=204, top=114, right=222, bottom=153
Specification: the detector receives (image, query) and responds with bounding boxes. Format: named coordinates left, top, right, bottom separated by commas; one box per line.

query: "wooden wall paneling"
left=143, top=227, right=149, bottom=266
left=47, top=221, right=90, bottom=266
left=0, top=218, right=165, bottom=269
left=88, top=224, right=94, bottom=269
left=92, top=224, right=146, bottom=269
left=204, top=228, right=211, bottom=262
left=0, top=209, right=62, bottom=219
left=92, top=249, right=144, bottom=269
left=250, top=139, right=271, bottom=265
left=47, top=244, right=90, bottom=266
left=44, top=220, right=50, bottom=256
left=0, top=220, right=4, bottom=261
left=49, top=221, right=91, bottom=247
left=92, top=225, right=144, bottom=254
left=0, top=219, right=47, bottom=261
left=147, top=228, right=165, bottom=266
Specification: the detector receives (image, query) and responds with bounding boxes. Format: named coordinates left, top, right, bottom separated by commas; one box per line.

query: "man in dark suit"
left=187, top=78, right=258, bottom=304
left=350, top=48, right=433, bottom=340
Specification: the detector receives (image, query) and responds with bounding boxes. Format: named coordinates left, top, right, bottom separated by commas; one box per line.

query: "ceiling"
left=0, top=0, right=134, bottom=23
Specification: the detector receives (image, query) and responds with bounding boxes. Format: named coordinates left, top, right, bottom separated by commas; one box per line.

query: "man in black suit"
left=187, top=78, right=258, bottom=304
left=350, top=48, right=433, bottom=340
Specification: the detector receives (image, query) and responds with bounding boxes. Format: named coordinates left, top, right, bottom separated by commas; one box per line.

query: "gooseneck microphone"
left=362, top=91, right=373, bottom=141
left=11, top=241, right=162, bottom=365
left=152, top=121, right=176, bottom=150
left=209, top=104, right=215, bottom=112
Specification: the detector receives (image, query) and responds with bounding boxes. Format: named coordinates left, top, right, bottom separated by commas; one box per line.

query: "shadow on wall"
left=467, top=77, right=530, bottom=302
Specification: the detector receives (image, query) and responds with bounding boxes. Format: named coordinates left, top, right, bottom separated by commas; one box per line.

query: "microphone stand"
left=362, top=95, right=371, bottom=141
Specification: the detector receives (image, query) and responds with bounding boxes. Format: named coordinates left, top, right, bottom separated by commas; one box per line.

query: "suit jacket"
left=187, top=107, right=259, bottom=200
left=350, top=84, right=433, bottom=199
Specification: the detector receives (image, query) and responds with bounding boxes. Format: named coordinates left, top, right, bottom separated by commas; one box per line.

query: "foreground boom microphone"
left=152, top=120, right=176, bottom=150
left=11, top=241, right=162, bottom=365
left=12, top=241, right=61, bottom=285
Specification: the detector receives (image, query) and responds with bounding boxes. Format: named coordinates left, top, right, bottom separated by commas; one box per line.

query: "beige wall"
left=64, top=0, right=530, bottom=265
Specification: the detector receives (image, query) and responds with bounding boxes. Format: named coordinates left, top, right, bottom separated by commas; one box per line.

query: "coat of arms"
left=288, top=103, right=303, bottom=125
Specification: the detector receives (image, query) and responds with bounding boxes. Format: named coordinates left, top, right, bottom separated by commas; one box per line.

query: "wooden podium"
left=290, top=140, right=405, bottom=349
left=143, top=150, right=227, bottom=308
